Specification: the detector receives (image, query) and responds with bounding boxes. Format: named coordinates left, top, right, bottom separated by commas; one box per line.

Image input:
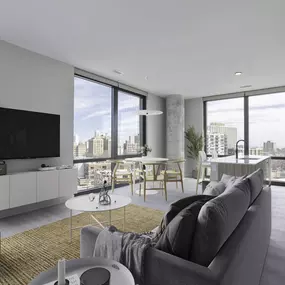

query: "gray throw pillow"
left=155, top=197, right=213, bottom=260
left=190, top=178, right=251, bottom=266
left=247, top=168, right=264, bottom=204
left=203, top=181, right=226, bottom=196
left=221, top=174, right=245, bottom=191
left=154, top=195, right=213, bottom=241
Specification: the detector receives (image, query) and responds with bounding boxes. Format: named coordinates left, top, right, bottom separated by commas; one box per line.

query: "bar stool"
left=195, top=150, right=217, bottom=194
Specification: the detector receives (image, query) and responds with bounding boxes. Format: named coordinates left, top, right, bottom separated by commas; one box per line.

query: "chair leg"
left=130, top=175, right=133, bottom=195
left=201, top=166, right=205, bottom=183
left=164, top=180, right=167, bottom=201
left=112, top=178, right=115, bottom=193
left=181, top=178, right=184, bottom=193
left=144, top=180, right=146, bottom=202
left=196, top=165, right=201, bottom=195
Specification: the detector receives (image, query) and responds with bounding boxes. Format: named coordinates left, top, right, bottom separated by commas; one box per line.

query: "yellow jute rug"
left=0, top=204, right=163, bottom=285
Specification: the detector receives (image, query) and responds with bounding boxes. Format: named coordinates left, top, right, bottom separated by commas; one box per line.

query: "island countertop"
left=210, top=155, right=271, bottom=165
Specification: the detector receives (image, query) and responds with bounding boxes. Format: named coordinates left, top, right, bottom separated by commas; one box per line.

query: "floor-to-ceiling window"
left=74, top=75, right=145, bottom=192
left=204, top=89, right=285, bottom=185
left=118, top=91, right=141, bottom=156
left=249, top=92, right=285, bottom=183
left=205, top=98, right=244, bottom=156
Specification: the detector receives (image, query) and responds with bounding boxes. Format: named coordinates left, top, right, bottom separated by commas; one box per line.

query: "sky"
left=207, top=93, right=285, bottom=148
left=74, top=77, right=140, bottom=146
left=75, top=76, right=285, bottom=149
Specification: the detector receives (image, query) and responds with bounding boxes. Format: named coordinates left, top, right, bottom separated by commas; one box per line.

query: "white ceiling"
left=0, top=0, right=285, bottom=99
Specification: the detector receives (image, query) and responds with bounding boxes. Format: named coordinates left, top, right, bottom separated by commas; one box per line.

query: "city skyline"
left=73, top=132, right=141, bottom=158
left=207, top=122, right=284, bottom=156
left=74, top=77, right=141, bottom=146
left=207, top=93, right=285, bottom=149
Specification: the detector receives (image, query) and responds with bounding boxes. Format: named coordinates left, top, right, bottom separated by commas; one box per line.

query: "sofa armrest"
left=145, top=248, right=218, bottom=285
left=80, top=226, right=102, bottom=258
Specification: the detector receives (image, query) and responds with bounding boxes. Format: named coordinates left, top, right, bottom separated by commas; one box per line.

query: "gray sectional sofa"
left=80, top=169, right=271, bottom=285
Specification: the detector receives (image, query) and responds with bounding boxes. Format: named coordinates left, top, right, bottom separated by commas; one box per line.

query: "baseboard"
left=0, top=197, right=68, bottom=219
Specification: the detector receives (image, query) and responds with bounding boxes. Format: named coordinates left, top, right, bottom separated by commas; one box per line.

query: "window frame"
left=73, top=73, right=146, bottom=165
left=203, top=87, right=285, bottom=186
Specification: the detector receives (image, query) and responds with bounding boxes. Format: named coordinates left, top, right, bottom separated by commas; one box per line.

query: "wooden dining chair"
left=111, top=160, right=133, bottom=195
left=162, top=159, right=185, bottom=192
left=196, top=151, right=211, bottom=194
left=139, top=162, right=167, bottom=201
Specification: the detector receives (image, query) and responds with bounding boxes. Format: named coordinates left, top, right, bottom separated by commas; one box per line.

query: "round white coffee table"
left=30, top=257, right=134, bottom=285
left=65, top=194, right=131, bottom=241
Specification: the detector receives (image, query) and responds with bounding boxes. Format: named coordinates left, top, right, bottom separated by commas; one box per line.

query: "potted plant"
left=184, top=126, right=203, bottom=178
left=140, top=144, right=152, bottom=156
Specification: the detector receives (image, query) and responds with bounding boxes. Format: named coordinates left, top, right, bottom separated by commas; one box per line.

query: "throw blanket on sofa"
left=94, top=226, right=153, bottom=285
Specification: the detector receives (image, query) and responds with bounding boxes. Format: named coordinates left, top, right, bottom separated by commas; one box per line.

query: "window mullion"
left=111, top=87, right=118, bottom=159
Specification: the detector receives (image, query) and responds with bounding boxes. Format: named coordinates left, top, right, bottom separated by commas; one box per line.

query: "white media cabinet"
left=0, top=168, right=77, bottom=211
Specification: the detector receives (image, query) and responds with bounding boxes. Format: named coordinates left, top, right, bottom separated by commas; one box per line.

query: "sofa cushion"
left=221, top=174, right=245, bottom=191
left=247, top=168, right=264, bottom=204
left=155, top=197, right=213, bottom=260
left=154, top=195, right=214, bottom=241
left=203, top=181, right=226, bottom=196
left=190, top=178, right=251, bottom=266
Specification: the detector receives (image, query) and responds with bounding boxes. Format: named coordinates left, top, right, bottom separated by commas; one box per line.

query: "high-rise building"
left=122, top=135, right=140, bottom=154
left=206, top=133, right=228, bottom=155
left=207, top=123, right=237, bottom=150
left=75, top=142, right=87, bottom=157
left=250, top=147, right=264, bottom=156
left=263, top=141, right=276, bottom=155
left=88, top=137, right=104, bottom=156
left=134, top=135, right=140, bottom=144
left=102, top=137, right=111, bottom=157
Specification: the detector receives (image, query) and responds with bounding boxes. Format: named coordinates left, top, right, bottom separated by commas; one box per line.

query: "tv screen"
left=0, top=107, right=60, bottom=159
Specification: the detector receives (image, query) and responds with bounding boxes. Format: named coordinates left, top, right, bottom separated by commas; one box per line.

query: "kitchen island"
left=210, top=155, right=272, bottom=183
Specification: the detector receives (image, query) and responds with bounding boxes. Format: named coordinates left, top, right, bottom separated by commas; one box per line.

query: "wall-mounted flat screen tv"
left=0, top=107, right=60, bottom=159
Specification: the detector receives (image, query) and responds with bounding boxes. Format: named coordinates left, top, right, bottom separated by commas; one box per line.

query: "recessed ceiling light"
left=235, top=72, right=242, bottom=76
left=240, top=85, right=252, bottom=88
left=113, top=69, right=124, bottom=75
left=145, top=76, right=149, bottom=80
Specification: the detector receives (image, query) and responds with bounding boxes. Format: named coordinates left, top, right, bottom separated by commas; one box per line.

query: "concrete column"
left=166, top=95, right=185, bottom=161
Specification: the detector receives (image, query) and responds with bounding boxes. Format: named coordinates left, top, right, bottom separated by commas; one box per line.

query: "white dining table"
left=125, top=157, right=169, bottom=163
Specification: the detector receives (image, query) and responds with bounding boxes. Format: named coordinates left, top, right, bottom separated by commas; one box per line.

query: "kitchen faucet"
left=236, top=139, right=245, bottom=159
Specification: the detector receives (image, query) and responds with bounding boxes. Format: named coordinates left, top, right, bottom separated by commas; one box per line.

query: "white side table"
left=30, top=257, right=135, bottom=285
left=65, top=194, right=131, bottom=241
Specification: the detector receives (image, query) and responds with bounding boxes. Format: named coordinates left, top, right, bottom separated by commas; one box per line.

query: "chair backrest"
left=107, top=160, right=126, bottom=174
left=167, top=159, right=185, bottom=173
left=212, top=150, right=218, bottom=159
left=141, top=162, right=166, bottom=179
left=199, top=151, right=207, bottom=162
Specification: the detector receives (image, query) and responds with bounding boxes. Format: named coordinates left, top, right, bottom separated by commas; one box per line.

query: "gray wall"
left=184, top=98, right=204, bottom=177
left=0, top=41, right=74, bottom=173
left=146, top=94, right=166, bottom=157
